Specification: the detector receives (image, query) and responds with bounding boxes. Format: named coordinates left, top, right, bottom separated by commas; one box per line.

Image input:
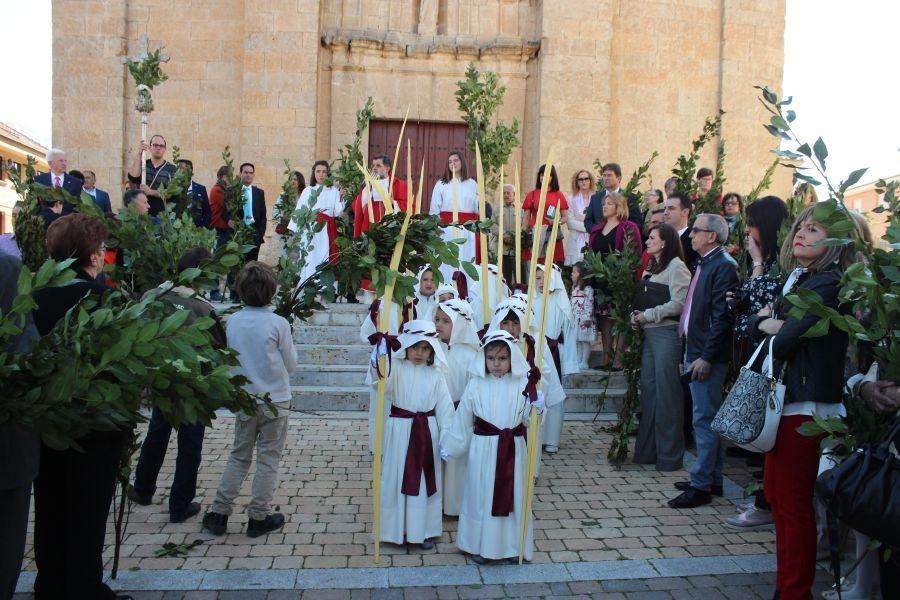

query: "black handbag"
left=816, top=415, right=900, bottom=595
left=633, top=279, right=671, bottom=311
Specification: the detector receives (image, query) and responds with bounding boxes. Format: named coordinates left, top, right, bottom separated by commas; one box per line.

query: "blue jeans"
left=687, top=361, right=728, bottom=491
left=133, top=406, right=205, bottom=517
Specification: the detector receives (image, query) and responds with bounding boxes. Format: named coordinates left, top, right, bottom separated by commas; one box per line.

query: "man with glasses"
left=128, top=134, right=178, bottom=216
left=668, top=213, right=737, bottom=509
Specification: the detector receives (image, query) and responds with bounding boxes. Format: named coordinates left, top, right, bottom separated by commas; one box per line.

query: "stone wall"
left=52, top=0, right=788, bottom=261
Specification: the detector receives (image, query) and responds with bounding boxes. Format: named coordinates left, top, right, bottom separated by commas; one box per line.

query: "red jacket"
left=351, top=177, right=409, bottom=237
left=209, top=183, right=229, bottom=230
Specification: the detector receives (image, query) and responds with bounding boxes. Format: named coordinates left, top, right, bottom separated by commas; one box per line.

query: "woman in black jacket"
left=31, top=214, right=132, bottom=600
left=749, top=204, right=858, bottom=600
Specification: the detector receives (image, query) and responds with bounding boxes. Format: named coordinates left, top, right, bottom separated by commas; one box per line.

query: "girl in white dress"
left=442, top=330, right=545, bottom=563
left=370, top=320, right=454, bottom=548
left=289, top=160, right=344, bottom=285
left=433, top=299, right=480, bottom=516
left=430, top=151, right=480, bottom=282
left=569, top=262, right=596, bottom=370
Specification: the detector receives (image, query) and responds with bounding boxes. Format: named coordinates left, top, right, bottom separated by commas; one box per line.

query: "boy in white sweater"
left=202, top=261, right=298, bottom=537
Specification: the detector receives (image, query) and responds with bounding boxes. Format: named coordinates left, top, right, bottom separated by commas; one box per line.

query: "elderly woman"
left=30, top=214, right=132, bottom=600
left=588, top=192, right=643, bottom=370
left=566, top=169, right=595, bottom=265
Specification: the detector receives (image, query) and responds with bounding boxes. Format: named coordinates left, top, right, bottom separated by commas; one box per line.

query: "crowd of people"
left=1, top=139, right=897, bottom=600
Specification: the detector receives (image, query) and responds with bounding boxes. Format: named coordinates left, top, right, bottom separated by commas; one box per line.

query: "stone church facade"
left=53, top=0, right=786, bottom=245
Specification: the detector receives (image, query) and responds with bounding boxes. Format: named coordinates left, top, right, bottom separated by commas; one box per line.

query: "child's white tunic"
left=443, top=373, right=534, bottom=560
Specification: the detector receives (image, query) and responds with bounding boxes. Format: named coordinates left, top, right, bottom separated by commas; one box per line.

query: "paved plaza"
left=13, top=411, right=839, bottom=598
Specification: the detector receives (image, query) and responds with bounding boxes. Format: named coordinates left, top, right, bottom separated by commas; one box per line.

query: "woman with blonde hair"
left=566, top=169, right=595, bottom=265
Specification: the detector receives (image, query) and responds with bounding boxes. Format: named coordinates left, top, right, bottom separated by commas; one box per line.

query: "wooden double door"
left=367, top=120, right=470, bottom=214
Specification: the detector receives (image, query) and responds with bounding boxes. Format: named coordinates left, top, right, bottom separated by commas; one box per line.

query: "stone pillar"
left=52, top=0, right=127, bottom=206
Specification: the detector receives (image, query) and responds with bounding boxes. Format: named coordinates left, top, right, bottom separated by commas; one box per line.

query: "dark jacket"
left=88, top=188, right=113, bottom=215
left=34, top=171, right=83, bottom=214
left=238, top=186, right=267, bottom=247
left=762, top=270, right=848, bottom=405
left=584, top=188, right=642, bottom=234
left=189, top=182, right=211, bottom=228
left=684, top=245, right=738, bottom=363
left=32, top=269, right=108, bottom=336
left=679, top=227, right=701, bottom=273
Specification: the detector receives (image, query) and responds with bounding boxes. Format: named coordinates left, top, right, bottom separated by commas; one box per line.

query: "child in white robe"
left=468, top=264, right=510, bottom=330
left=441, top=330, right=545, bottom=562
left=413, top=266, right=439, bottom=321
left=532, top=264, right=579, bottom=453
left=433, top=299, right=480, bottom=516
left=370, top=320, right=454, bottom=548
left=436, top=283, right=459, bottom=303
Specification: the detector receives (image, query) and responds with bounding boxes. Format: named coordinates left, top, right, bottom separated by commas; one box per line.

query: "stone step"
left=564, top=369, right=628, bottom=389
left=291, top=364, right=368, bottom=386
left=293, top=324, right=364, bottom=345
left=295, top=343, right=372, bottom=364
left=304, top=307, right=369, bottom=327
left=290, top=384, right=627, bottom=413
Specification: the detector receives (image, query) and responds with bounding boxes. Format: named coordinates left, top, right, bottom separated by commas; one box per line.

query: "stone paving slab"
left=18, top=413, right=775, bottom=593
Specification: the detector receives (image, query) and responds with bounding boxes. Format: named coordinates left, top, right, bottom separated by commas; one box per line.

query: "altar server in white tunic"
left=289, top=163, right=344, bottom=285
left=487, top=296, right=566, bottom=410
left=433, top=299, right=480, bottom=516
left=468, top=264, right=511, bottom=330
left=442, top=330, right=545, bottom=562
left=430, top=151, right=480, bottom=282
left=370, top=320, right=454, bottom=549
left=532, top=264, right=579, bottom=452
left=413, top=266, right=440, bottom=321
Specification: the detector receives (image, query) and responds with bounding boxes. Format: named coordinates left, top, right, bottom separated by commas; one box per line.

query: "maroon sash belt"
left=474, top=416, right=526, bottom=517
left=546, top=332, right=563, bottom=378
left=390, top=405, right=437, bottom=498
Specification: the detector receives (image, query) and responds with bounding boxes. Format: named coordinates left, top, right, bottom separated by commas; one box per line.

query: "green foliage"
left=219, top=147, right=257, bottom=267
left=670, top=111, right=724, bottom=207
left=273, top=159, right=299, bottom=233
left=455, top=63, right=521, bottom=192
left=693, top=139, right=727, bottom=218
left=155, top=539, right=203, bottom=558
left=0, top=261, right=262, bottom=450
left=330, top=97, right=375, bottom=206
left=324, top=211, right=479, bottom=306
left=124, top=47, right=168, bottom=112
left=622, top=152, right=658, bottom=199
left=584, top=240, right=643, bottom=467
left=157, top=146, right=194, bottom=218
left=5, top=157, right=54, bottom=271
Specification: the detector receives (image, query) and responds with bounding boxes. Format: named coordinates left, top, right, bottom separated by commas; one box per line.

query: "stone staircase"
left=290, top=302, right=626, bottom=414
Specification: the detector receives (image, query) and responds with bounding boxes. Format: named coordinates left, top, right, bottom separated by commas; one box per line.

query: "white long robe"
left=440, top=342, right=478, bottom=516
left=532, top=291, right=578, bottom=448
left=370, top=359, right=454, bottom=544
left=443, top=374, right=534, bottom=560
left=431, top=178, right=479, bottom=280
left=290, top=184, right=343, bottom=284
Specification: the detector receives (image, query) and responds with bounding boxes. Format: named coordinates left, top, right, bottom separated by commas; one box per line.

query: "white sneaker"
left=544, top=445, right=558, bottom=454
left=822, top=586, right=870, bottom=600
left=724, top=506, right=773, bottom=529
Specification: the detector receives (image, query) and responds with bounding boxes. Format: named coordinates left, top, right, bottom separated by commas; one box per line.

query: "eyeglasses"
left=150, top=143, right=166, bottom=148
left=577, top=177, right=591, bottom=182
left=691, top=227, right=715, bottom=234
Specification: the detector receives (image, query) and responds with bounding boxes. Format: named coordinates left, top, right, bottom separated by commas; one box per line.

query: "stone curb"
left=16, top=554, right=775, bottom=592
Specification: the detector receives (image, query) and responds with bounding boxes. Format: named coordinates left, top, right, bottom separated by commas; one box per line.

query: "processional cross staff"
left=121, top=34, right=169, bottom=185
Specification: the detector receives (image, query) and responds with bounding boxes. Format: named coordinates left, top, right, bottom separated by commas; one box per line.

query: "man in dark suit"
left=663, top=193, right=700, bottom=272
left=178, top=159, right=211, bottom=228
left=80, top=170, right=112, bottom=215
left=33, top=148, right=83, bottom=214
left=669, top=214, right=738, bottom=509
left=238, top=162, right=266, bottom=262
left=584, top=162, right=642, bottom=233
left=0, top=254, right=40, bottom=599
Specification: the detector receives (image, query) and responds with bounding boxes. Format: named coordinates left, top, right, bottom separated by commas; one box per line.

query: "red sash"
left=439, top=211, right=482, bottom=263
left=390, top=405, right=438, bottom=497
left=546, top=332, right=564, bottom=378
left=315, top=212, right=338, bottom=263
left=474, top=416, right=526, bottom=516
